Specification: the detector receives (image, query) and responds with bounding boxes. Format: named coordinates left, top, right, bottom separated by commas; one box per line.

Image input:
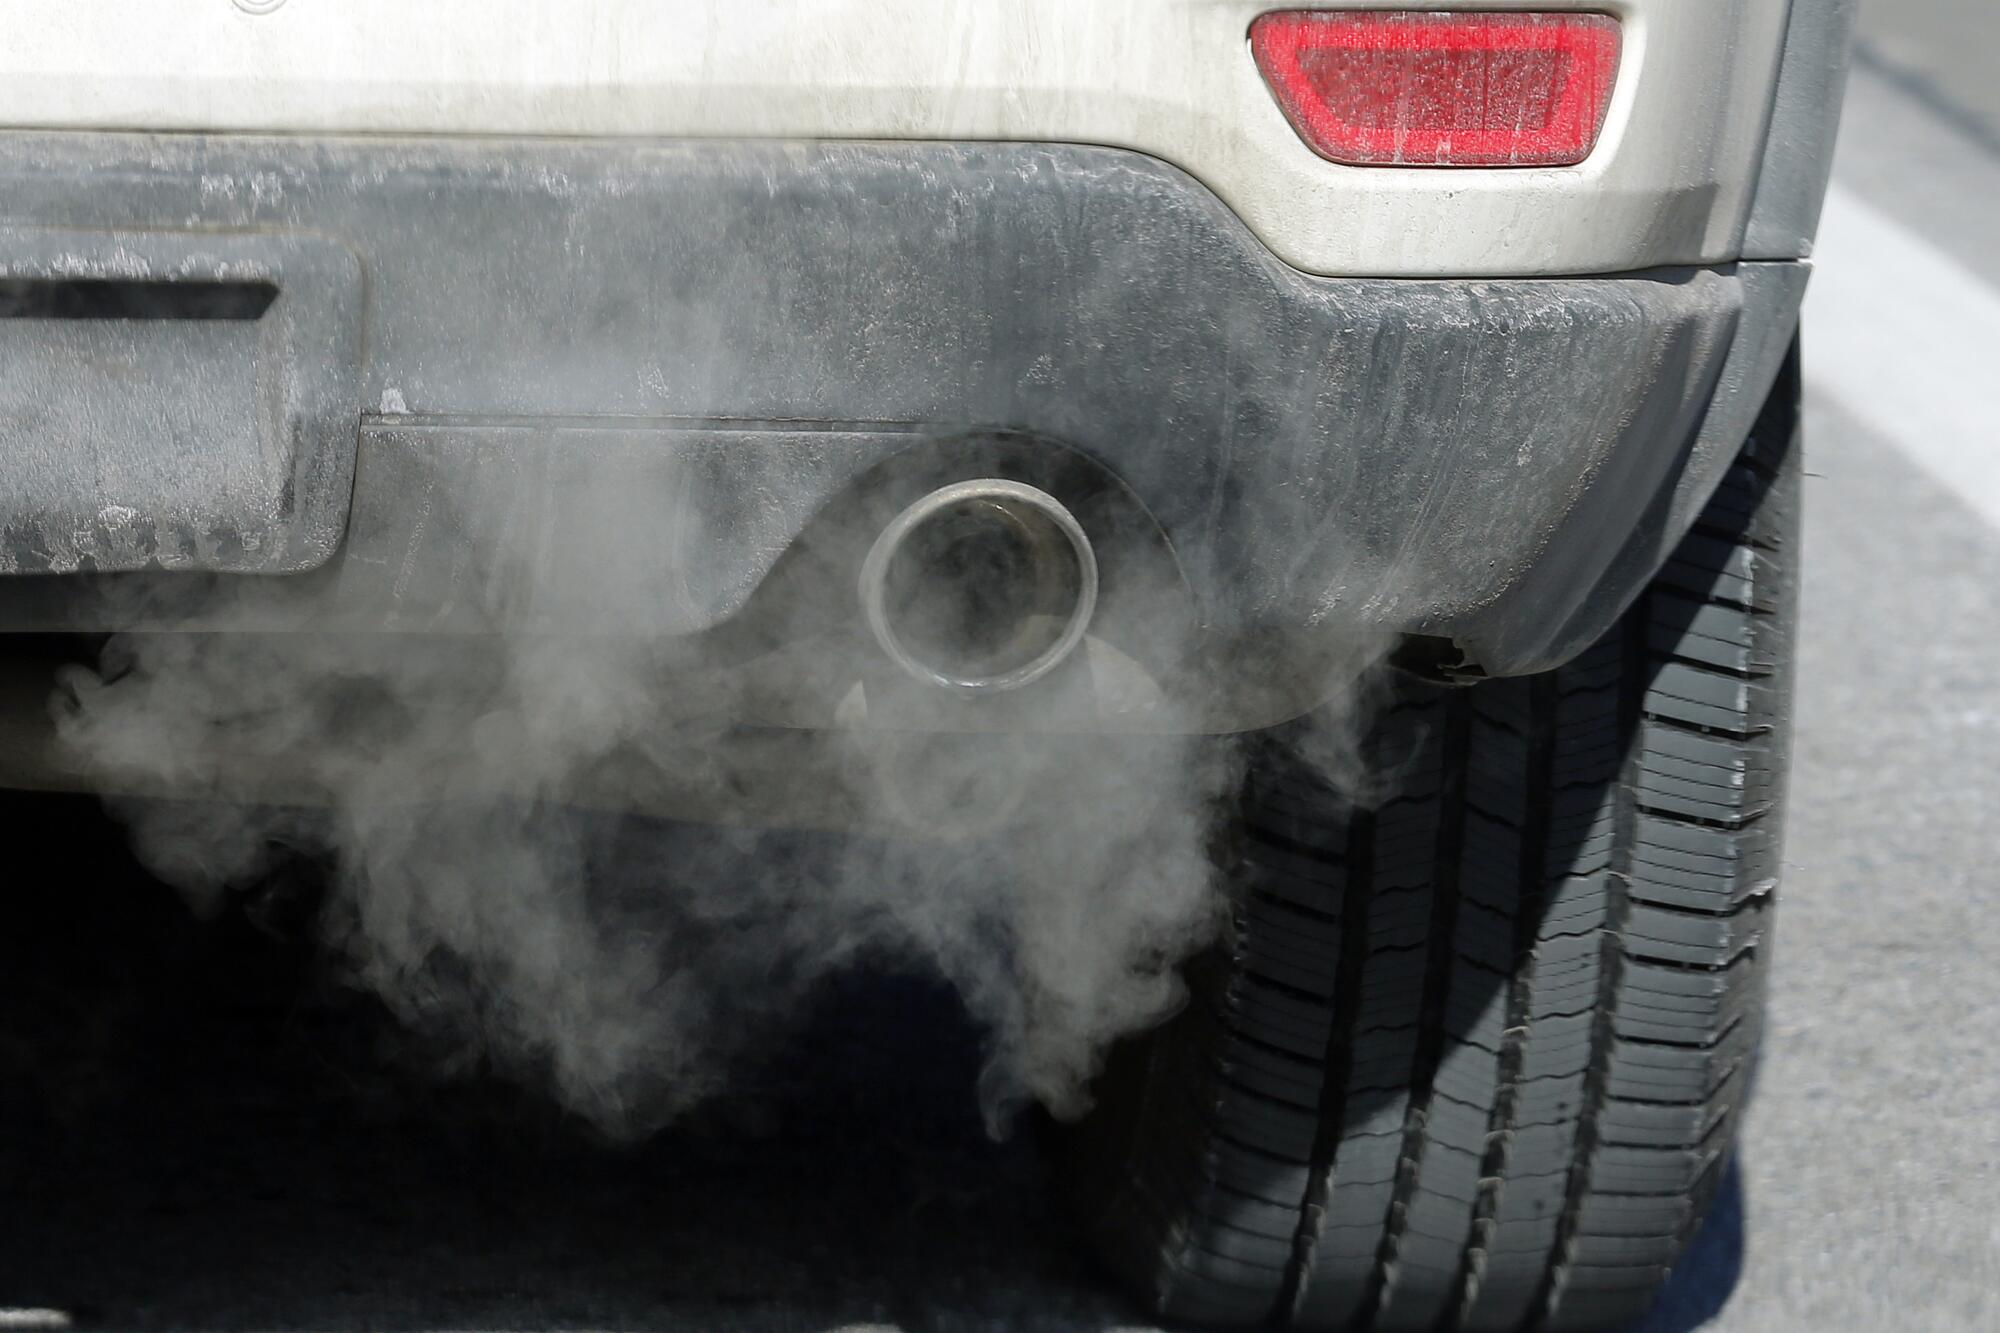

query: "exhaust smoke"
left=46, top=452, right=1389, bottom=1142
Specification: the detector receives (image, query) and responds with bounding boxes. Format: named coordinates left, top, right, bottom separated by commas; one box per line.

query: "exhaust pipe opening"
left=860, top=479, right=1099, bottom=694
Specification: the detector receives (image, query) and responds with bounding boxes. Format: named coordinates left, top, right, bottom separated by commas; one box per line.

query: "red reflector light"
left=1250, top=11, right=1622, bottom=167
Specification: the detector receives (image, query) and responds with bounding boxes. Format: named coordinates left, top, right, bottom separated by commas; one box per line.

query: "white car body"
left=5, top=0, right=1811, bottom=275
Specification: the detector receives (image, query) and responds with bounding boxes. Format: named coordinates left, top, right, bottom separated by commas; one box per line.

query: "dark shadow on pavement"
left=0, top=795, right=1143, bottom=1333
left=1628, top=1158, right=1747, bottom=1333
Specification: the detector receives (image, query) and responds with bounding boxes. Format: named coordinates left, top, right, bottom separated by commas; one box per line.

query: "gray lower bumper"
left=0, top=134, right=1805, bottom=723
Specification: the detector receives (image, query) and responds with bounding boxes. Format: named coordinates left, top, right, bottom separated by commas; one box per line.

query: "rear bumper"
left=0, top=135, right=1805, bottom=728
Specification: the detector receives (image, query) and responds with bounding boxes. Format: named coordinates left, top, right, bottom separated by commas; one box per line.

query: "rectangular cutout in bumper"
left=0, top=227, right=361, bottom=574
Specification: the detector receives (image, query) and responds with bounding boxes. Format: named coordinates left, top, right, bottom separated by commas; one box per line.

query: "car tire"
left=1062, top=353, right=1800, bottom=1333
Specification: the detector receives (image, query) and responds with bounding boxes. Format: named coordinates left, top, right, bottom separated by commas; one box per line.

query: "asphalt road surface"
left=5, top=13, right=2000, bottom=1333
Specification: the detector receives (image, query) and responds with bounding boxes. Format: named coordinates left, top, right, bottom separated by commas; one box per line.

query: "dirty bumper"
left=0, top=135, right=1804, bottom=720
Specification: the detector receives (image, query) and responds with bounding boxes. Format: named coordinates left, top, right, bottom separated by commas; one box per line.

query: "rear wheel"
left=1065, top=361, right=1799, bottom=1332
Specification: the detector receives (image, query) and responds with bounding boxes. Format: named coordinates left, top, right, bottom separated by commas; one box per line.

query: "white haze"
left=52, top=528, right=1388, bottom=1142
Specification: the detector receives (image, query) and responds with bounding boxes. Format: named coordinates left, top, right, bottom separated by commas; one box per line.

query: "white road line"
left=1806, top=184, right=2000, bottom=528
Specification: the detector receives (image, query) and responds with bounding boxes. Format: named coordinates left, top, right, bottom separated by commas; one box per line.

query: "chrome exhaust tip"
left=859, top=479, right=1098, bottom=694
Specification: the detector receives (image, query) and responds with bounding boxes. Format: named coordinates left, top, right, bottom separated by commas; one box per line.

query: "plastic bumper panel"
left=0, top=135, right=1804, bottom=685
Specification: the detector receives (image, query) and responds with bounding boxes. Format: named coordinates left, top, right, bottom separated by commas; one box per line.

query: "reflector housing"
left=1250, top=11, right=1622, bottom=167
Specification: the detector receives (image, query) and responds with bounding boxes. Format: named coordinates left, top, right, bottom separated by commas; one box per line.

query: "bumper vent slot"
left=0, top=277, right=278, bottom=322
left=0, top=228, right=361, bottom=575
